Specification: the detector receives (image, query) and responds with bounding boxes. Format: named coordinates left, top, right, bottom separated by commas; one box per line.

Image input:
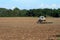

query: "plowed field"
left=0, top=17, right=60, bottom=40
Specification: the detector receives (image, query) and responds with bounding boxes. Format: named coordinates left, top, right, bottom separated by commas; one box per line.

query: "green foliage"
left=0, top=7, right=60, bottom=17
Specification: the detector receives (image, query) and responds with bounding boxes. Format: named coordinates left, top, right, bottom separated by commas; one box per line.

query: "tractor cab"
left=39, top=16, right=46, bottom=21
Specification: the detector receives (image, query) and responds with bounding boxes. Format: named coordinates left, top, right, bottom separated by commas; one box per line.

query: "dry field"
left=0, top=17, right=60, bottom=40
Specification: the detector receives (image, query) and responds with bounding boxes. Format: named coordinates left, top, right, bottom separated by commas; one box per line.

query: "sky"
left=0, top=0, right=60, bottom=9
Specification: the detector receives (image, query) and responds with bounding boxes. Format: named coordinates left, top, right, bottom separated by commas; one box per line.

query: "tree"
left=0, top=7, right=60, bottom=17
left=12, top=7, right=21, bottom=17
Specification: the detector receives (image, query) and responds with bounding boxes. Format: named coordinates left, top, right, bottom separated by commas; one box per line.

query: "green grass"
left=57, top=37, right=60, bottom=40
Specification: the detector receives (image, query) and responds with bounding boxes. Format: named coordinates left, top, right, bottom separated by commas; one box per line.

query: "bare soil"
left=0, top=17, right=60, bottom=40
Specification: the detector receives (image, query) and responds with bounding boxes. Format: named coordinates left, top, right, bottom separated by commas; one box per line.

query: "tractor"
left=37, top=16, right=46, bottom=23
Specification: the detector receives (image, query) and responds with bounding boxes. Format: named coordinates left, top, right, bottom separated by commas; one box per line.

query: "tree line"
left=0, top=7, right=60, bottom=17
